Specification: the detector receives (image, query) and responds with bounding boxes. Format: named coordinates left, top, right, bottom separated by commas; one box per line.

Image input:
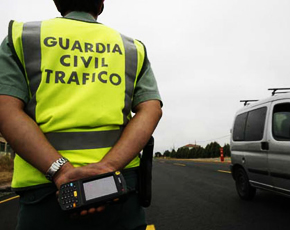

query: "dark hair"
left=55, top=0, right=103, bottom=16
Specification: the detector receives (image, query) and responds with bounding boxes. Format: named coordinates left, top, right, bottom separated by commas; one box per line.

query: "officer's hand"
left=53, top=161, right=115, bottom=189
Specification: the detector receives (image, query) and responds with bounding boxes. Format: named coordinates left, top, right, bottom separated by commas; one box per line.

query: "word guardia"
left=44, top=37, right=123, bottom=54
left=43, top=37, right=123, bottom=86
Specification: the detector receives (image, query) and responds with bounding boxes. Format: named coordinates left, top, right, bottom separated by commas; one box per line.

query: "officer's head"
left=53, top=0, right=104, bottom=17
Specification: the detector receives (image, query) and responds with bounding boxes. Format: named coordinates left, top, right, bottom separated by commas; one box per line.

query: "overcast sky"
left=1, top=0, right=290, bottom=153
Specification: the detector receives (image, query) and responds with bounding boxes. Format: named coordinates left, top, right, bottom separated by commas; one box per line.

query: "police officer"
left=0, top=0, right=162, bottom=229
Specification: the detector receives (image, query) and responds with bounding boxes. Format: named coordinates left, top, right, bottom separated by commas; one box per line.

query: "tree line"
left=155, top=142, right=230, bottom=159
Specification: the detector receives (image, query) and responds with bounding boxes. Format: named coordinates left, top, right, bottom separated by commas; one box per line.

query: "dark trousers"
left=16, top=170, right=147, bottom=230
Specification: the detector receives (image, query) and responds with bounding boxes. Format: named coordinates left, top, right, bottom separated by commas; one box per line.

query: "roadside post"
left=220, top=147, right=224, bottom=162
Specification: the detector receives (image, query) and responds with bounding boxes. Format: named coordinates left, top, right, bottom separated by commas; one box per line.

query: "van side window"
left=245, top=107, right=267, bottom=141
left=233, top=113, right=247, bottom=141
left=272, top=103, right=290, bottom=141
left=233, top=107, right=267, bottom=141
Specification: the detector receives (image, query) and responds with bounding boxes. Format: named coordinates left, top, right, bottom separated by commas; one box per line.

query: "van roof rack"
left=268, top=88, right=290, bottom=96
left=240, top=100, right=259, bottom=106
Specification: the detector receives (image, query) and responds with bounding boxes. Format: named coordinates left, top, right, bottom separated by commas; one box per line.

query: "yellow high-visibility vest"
left=9, top=18, right=145, bottom=189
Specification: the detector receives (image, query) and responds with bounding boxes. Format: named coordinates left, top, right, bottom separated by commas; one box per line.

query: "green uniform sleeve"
left=0, top=36, right=29, bottom=103
left=132, top=56, right=162, bottom=112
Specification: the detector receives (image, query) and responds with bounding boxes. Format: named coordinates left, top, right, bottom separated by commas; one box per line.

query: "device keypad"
left=60, top=182, right=79, bottom=210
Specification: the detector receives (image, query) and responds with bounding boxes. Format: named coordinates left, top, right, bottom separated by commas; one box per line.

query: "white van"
left=230, top=89, right=290, bottom=200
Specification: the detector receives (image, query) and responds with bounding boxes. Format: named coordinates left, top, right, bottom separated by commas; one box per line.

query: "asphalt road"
left=146, top=159, right=290, bottom=230
left=1, top=159, right=290, bottom=230
left=0, top=193, right=18, bottom=230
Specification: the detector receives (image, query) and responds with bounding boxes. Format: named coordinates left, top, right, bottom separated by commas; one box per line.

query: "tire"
left=235, top=167, right=256, bottom=200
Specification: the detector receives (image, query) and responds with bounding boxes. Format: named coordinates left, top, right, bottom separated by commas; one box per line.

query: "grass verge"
left=0, top=171, right=13, bottom=186
left=0, top=156, right=13, bottom=186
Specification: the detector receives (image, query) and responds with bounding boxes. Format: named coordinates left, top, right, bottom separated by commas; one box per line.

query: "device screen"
left=83, top=176, right=118, bottom=201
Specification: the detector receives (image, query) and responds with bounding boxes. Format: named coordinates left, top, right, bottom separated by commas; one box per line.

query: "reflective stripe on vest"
left=121, top=34, right=137, bottom=126
left=22, top=21, right=42, bottom=121
left=45, top=128, right=123, bottom=151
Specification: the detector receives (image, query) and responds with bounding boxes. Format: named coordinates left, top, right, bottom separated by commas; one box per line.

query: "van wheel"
left=235, top=168, right=256, bottom=200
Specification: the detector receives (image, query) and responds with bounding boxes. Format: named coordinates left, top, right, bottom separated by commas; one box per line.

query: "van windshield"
left=273, top=103, right=290, bottom=141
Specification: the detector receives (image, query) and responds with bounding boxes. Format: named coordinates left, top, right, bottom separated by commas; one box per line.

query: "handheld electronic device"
left=59, top=171, right=127, bottom=211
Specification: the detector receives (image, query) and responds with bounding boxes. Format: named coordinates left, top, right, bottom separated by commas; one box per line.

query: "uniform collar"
left=64, top=11, right=97, bottom=23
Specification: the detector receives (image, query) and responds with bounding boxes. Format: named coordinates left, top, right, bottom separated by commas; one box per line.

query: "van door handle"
left=261, top=142, right=269, bottom=150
